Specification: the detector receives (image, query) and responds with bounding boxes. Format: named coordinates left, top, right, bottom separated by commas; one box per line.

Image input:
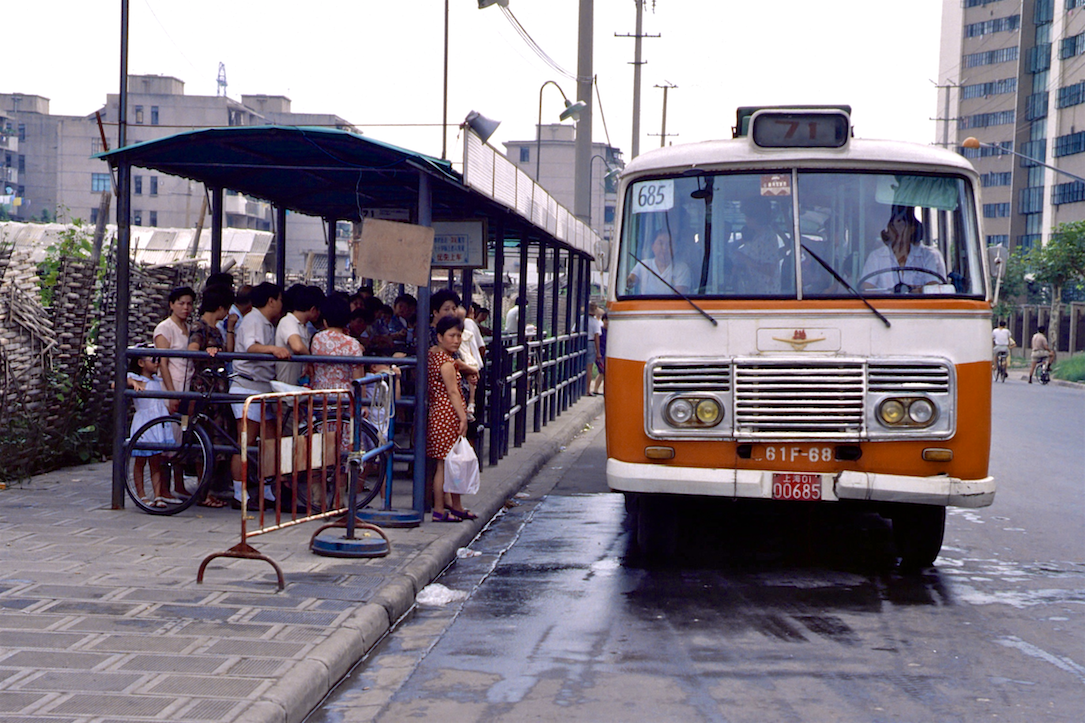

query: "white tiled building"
left=938, top=0, right=1085, bottom=251
left=1, top=75, right=355, bottom=274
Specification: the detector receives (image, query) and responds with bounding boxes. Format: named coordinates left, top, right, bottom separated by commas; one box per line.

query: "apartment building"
left=1, top=75, right=354, bottom=273
left=939, top=0, right=1085, bottom=251
left=503, top=124, right=624, bottom=248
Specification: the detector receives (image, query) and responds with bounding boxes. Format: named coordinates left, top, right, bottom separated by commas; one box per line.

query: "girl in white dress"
left=127, top=354, right=173, bottom=506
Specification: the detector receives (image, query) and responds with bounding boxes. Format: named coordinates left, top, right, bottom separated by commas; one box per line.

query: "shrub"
left=1052, top=352, right=1085, bottom=383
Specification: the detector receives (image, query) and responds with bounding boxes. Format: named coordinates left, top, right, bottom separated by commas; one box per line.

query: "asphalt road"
left=308, top=380, right=1085, bottom=722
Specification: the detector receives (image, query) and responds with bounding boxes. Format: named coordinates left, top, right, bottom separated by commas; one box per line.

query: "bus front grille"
left=732, top=362, right=865, bottom=438
left=651, top=362, right=732, bottom=393
left=868, top=362, right=951, bottom=394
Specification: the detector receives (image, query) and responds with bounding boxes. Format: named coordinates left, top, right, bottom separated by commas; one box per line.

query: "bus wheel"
left=892, top=505, right=946, bottom=572
left=634, top=494, right=678, bottom=560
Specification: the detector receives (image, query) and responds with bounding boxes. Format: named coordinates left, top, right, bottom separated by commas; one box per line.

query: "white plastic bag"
left=444, top=436, right=480, bottom=495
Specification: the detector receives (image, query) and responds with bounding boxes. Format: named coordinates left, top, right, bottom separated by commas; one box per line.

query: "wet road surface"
left=309, top=381, right=1085, bottom=722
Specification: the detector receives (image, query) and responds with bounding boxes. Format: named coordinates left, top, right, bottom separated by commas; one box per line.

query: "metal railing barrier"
left=197, top=373, right=394, bottom=590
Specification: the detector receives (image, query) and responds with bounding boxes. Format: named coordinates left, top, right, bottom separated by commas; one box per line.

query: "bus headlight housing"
left=665, top=396, right=723, bottom=428
left=695, top=398, right=722, bottom=425
left=666, top=399, right=694, bottom=425
left=877, top=397, right=938, bottom=428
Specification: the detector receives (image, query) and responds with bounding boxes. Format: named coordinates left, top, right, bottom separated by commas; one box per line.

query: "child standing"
left=127, top=354, right=174, bottom=507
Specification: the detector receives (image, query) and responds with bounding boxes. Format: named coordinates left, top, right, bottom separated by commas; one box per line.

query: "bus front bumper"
left=606, top=459, right=995, bottom=508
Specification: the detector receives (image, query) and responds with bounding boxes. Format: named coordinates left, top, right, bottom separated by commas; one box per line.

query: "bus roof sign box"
left=734, top=105, right=852, bottom=146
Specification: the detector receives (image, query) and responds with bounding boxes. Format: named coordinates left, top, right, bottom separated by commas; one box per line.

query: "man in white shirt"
left=505, top=296, right=526, bottom=335
left=230, top=282, right=291, bottom=505
left=991, top=320, right=1014, bottom=356
left=275, top=285, right=321, bottom=385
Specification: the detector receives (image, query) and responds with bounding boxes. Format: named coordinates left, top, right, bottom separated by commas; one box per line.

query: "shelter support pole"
left=515, top=235, right=529, bottom=447
left=489, top=218, right=506, bottom=466
left=551, top=245, right=559, bottom=414
left=210, top=187, right=223, bottom=275
left=534, top=239, right=546, bottom=433
left=564, top=247, right=572, bottom=414
left=570, top=253, right=584, bottom=407
left=111, top=0, right=131, bottom=509
left=413, top=173, right=432, bottom=514
left=326, top=219, right=337, bottom=295
left=462, top=269, right=472, bottom=309
left=275, top=206, right=287, bottom=287
left=576, top=255, right=589, bottom=398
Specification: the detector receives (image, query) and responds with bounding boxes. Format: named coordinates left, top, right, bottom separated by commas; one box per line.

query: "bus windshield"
left=617, top=170, right=985, bottom=299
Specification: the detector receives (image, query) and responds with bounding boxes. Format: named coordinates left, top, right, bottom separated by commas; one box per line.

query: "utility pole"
left=573, top=0, right=594, bottom=222
left=616, top=1, right=659, bottom=159
left=931, top=79, right=961, bottom=149
left=650, top=81, right=677, bottom=147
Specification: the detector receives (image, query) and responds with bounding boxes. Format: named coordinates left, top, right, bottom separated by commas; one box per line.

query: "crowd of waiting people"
left=128, top=273, right=500, bottom=516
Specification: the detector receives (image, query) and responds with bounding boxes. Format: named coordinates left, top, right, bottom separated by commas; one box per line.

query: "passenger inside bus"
left=859, top=204, right=947, bottom=294
left=733, top=197, right=785, bottom=295
left=625, top=230, right=692, bottom=295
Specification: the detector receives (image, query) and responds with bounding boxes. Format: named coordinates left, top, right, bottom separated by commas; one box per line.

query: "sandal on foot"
left=151, top=497, right=169, bottom=509
left=449, top=508, right=478, bottom=520
left=432, top=511, right=462, bottom=523
left=198, top=496, right=228, bottom=508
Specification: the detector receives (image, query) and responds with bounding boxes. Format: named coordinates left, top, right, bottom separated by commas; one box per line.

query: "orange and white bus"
left=605, top=106, right=994, bottom=568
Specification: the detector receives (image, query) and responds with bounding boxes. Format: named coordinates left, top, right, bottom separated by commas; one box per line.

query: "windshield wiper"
left=800, top=243, right=891, bottom=328
left=626, top=254, right=718, bottom=326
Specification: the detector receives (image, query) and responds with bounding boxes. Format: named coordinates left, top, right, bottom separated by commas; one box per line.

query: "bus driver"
left=860, top=205, right=946, bottom=293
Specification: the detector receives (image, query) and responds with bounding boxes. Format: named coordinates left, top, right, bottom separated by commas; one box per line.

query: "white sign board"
left=432, top=221, right=486, bottom=269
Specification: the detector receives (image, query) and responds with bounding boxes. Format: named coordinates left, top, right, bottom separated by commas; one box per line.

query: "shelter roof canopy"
left=97, top=125, right=462, bottom=221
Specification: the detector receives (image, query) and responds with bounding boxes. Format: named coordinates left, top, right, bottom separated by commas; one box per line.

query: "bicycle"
left=123, top=367, right=390, bottom=515
left=1037, top=356, right=1052, bottom=385
left=994, top=349, right=1009, bottom=383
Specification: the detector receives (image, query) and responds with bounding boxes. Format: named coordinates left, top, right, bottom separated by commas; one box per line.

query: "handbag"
left=443, top=436, right=480, bottom=495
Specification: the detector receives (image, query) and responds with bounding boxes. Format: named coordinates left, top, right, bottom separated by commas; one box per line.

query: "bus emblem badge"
left=772, top=329, right=826, bottom=351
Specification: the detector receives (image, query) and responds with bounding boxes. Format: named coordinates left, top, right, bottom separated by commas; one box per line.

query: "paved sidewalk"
left=0, top=397, right=604, bottom=723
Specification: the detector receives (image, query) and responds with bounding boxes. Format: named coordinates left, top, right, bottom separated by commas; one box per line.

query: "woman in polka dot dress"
left=428, top=315, right=471, bottom=522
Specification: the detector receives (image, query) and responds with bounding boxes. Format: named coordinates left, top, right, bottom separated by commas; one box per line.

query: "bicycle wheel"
left=123, top=415, right=213, bottom=515
left=353, top=418, right=390, bottom=510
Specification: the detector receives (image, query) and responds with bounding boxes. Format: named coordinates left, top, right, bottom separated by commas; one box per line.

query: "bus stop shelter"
left=99, top=124, right=600, bottom=518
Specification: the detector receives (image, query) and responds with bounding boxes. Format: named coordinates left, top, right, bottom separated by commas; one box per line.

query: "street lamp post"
left=588, top=153, right=617, bottom=227
left=962, top=137, right=1085, bottom=185
left=536, top=81, right=587, bottom=183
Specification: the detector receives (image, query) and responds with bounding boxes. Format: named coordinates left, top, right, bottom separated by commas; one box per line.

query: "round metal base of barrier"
left=310, top=529, right=390, bottom=558
left=355, top=508, right=423, bottom=528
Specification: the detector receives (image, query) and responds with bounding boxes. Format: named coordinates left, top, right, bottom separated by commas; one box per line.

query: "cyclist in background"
left=1028, top=325, right=1052, bottom=384
left=991, top=320, right=1014, bottom=380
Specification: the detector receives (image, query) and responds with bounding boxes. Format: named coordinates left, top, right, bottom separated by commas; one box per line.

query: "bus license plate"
left=772, top=473, right=822, bottom=501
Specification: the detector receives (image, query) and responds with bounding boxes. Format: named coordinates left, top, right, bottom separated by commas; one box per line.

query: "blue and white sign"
left=432, top=221, right=486, bottom=268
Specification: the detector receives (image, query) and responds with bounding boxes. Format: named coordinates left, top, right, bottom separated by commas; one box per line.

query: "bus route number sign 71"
left=772, top=473, right=822, bottom=501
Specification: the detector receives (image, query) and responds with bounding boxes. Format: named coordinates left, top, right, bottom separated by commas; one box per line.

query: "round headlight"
left=667, top=398, right=694, bottom=425
left=879, top=399, right=906, bottom=425
left=908, top=398, right=935, bottom=425
left=695, top=399, right=722, bottom=426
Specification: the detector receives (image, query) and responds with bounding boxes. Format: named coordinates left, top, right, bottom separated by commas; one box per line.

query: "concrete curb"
left=277, top=397, right=604, bottom=723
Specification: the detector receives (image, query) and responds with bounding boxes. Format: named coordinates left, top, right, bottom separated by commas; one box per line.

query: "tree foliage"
left=1034, top=221, right=1085, bottom=294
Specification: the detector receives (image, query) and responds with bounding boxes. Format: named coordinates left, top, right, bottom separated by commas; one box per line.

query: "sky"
left=8, top=1, right=945, bottom=168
